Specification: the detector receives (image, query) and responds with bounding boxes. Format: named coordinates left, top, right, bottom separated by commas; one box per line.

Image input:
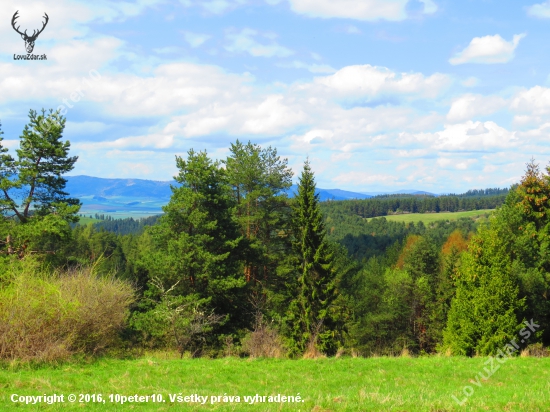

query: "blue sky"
left=2, top=0, right=550, bottom=192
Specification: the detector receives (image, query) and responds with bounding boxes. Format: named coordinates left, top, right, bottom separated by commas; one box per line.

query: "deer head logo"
left=11, top=11, right=49, bottom=54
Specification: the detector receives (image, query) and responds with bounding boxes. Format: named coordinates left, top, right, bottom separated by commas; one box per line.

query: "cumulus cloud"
left=164, top=94, right=307, bottom=137
left=406, top=121, right=518, bottom=152
left=446, top=94, right=507, bottom=123
left=449, top=33, right=526, bottom=65
left=311, top=65, right=450, bottom=99
left=0, top=58, right=255, bottom=118
left=287, top=0, right=436, bottom=21
left=225, top=28, right=293, bottom=58
left=466, top=122, right=489, bottom=135
left=527, top=1, right=550, bottom=18
left=510, top=86, right=550, bottom=124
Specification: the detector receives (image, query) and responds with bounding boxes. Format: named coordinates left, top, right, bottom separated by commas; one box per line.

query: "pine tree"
left=288, top=160, right=338, bottom=355
left=1, top=109, right=80, bottom=223
left=143, top=149, right=249, bottom=332
left=0, top=109, right=80, bottom=259
left=224, top=140, right=293, bottom=286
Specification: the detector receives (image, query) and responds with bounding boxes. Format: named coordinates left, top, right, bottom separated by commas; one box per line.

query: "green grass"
left=1, top=356, right=549, bottom=411
left=76, top=216, right=100, bottom=225
left=367, top=209, right=494, bottom=224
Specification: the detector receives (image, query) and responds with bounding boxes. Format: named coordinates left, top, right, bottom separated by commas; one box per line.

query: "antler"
left=11, top=11, right=26, bottom=37
left=37, top=13, right=49, bottom=37
left=29, top=13, right=49, bottom=40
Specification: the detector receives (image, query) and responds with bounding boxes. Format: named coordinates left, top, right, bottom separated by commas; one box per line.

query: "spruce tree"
left=443, top=225, right=525, bottom=356
left=288, top=160, right=338, bottom=355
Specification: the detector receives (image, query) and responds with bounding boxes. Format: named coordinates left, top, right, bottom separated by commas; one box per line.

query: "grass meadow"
left=1, top=356, right=548, bottom=411
left=366, top=209, right=494, bottom=224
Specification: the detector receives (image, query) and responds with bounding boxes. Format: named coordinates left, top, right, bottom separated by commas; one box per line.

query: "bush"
left=129, top=279, right=224, bottom=358
left=241, top=314, right=286, bottom=358
left=0, top=265, right=134, bottom=362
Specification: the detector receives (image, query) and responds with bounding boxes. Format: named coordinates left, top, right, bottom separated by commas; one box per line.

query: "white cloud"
left=527, top=1, right=550, bottom=18
left=183, top=31, right=212, bottom=48
left=449, top=33, right=526, bottom=65
left=287, top=0, right=435, bottom=21
left=333, top=171, right=399, bottom=184
left=466, top=122, right=489, bottom=136
left=74, top=133, right=175, bottom=150
left=164, top=94, right=307, bottom=137
left=446, top=94, right=507, bottom=123
left=510, top=86, right=550, bottom=124
left=406, top=121, right=518, bottom=152
left=277, top=60, right=337, bottom=73
left=225, top=28, right=293, bottom=57
left=312, top=65, right=450, bottom=99
left=436, top=158, right=477, bottom=170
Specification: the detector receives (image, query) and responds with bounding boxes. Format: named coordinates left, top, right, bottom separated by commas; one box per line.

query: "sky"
left=1, top=0, right=550, bottom=192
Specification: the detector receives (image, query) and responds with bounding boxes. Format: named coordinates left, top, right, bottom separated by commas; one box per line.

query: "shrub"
left=129, top=279, right=224, bottom=358
left=242, top=325, right=286, bottom=358
left=0, top=265, right=134, bottom=362
left=241, top=313, right=286, bottom=358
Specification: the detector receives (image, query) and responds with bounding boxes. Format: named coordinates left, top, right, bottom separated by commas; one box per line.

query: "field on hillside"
left=1, top=356, right=549, bottom=411
left=76, top=216, right=100, bottom=225
left=366, top=209, right=494, bottom=224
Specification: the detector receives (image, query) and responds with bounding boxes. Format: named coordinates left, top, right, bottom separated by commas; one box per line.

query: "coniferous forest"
left=1, top=110, right=549, bottom=361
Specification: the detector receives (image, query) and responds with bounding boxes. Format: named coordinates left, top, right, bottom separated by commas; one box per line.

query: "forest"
left=1, top=110, right=549, bottom=361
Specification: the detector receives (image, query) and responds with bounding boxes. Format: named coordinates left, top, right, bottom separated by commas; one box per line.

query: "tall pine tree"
left=143, top=149, right=249, bottom=332
left=0, top=109, right=80, bottom=260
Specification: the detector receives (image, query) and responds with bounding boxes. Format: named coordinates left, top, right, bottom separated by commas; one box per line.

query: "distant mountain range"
left=65, top=175, right=436, bottom=217
left=66, top=175, right=173, bottom=198
left=66, top=176, right=436, bottom=200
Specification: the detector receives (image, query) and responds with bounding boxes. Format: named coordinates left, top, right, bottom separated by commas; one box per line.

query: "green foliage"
left=443, top=224, right=526, bottom=355
left=130, top=279, right=223, bottom=357
left=443, top=160, right=550, bottom=355
left=287, top=160, right=339, bottom=356
left=224, top=140, right=293, bottom=287
left=0, top=109, right=80, bottom=261
left=321, top=192, right=506, bottom=219
left=142, top=149, right=248, bottom=333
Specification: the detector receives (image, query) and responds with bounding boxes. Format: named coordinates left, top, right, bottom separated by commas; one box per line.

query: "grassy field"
left=1, top=356, right=549, bottom=411
left=76, top=216, right=100, bottom=225
left=367, top=209, right=494, bottom=224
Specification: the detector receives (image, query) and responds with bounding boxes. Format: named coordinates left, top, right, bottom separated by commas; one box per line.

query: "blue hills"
left=65, top=175, right=435, bottom=217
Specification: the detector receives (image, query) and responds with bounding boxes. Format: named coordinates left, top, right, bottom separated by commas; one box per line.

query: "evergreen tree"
left=0, top=109, right=80, bottom=259
left=224, top=140, right=293, bottom=286
left=143, top=149, right=249, bottom=332
left=288, top=160, right=338, bottom=355
left=1, top=109, right=80, bottom=223
left=443, top=224, right=525, bottom=356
